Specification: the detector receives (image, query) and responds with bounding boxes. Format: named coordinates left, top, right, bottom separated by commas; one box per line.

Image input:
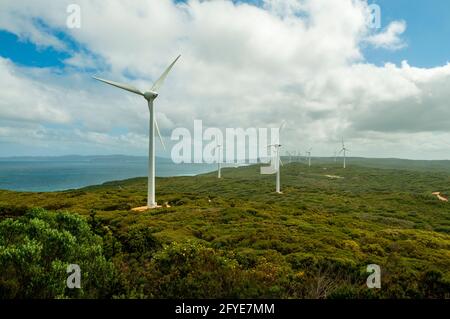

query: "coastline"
left=0, top=155, right=218, bottom=192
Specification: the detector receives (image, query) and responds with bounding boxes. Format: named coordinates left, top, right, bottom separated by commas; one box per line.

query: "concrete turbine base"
left=131, top=204, right=162, bottom=212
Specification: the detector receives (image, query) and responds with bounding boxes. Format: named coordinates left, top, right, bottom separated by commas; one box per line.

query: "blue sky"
left=0, top=31, right=69, bottom=68
left=1, top=0, right=450, bottom=159
left=363, top=0, right=450, bottom=67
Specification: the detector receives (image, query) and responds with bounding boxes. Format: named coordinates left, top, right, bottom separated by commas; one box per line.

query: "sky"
left=0, top=0, right=450, bottom=160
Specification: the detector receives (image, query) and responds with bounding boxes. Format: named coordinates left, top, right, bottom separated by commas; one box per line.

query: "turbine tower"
left=287, top=151, right=292, bottom=164
left=261, top=121, right=285, bottom=193
left=93, top=55, right=181, bottom=208
left=306, top=148, right=312, bottom=167
left=267, top=143, right=283, bottom=193
left=214, top=144, right=222, bottom=179
left=339, top=137, right=349, bottom=169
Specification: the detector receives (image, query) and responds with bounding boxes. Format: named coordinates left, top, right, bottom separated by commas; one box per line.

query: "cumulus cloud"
left=365, top=20, right=407, bottom=50
left=0, top=0, right=449, bottom=159
left=0, top=58, right=71, bottom=125
left=0, top=56, right=152, bottom=155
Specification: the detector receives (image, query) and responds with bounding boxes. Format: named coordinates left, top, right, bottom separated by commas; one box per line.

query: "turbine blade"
left=279, top=157, right=284, bottom=166
left=154, top=119, right=166, bottom=150
left=92, top=76, right=143, bottom=96
left=151, top=55, right=181, bottom=92
left=279, top=120, right=286, bottom=132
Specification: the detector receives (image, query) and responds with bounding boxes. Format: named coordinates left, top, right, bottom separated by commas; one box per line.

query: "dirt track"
left=432, top=192, right=449, bottom=202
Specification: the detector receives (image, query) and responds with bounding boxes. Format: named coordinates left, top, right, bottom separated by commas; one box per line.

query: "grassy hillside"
left=310, top=157, right=450, bottom=173
left=1, top=161, right=449, bottom=298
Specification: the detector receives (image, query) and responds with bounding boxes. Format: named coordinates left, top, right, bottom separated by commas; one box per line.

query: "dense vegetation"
left=0, top=159, right=449, bottom=299
left=0, top=208, right=117, bottom=298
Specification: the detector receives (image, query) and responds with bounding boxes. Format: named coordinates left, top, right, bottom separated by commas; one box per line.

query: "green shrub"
left=0, top=205, right=29, bottom=219
left=418, top=269, right=450, bottom=299
left=144, top=241, right=241, bottom=298
left=120, top=225, right=161, bottom=256
left=0, top=208, right=117, bottom=299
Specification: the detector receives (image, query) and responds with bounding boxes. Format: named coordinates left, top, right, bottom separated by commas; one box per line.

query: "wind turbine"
left=339, top=137, right=349, bottom=169
left=266, top=143, right=283, bottom=193
left=213, top=144, right=222, bottom=179
left=287, top=151, right=292, bottom=164
left=93, top=55, right=181, bottom=209
left=261, top=121, right=285, bottom=193
left=306, top=148, right=312, bottom=167
left=296, top=151, right=302, bottom=163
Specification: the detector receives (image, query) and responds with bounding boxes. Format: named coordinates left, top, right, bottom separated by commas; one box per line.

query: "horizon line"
left=0, top=154, right=450, bottom=162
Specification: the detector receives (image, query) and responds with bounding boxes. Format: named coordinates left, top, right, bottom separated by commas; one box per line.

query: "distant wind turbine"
left=267, top=143, right=283, bottom=193
left=306, top=148, right=312, bottom=167
left=339, top=137, right=349, bottom=169
left=287, top=151, right=293, bottom=164
left=214, top=144, right=222, bottom=179
left=261, top=121, right=285, bottom=193
left=297, top=151, right=302, bottom=163
left=93, top=55, right=181, bottom=208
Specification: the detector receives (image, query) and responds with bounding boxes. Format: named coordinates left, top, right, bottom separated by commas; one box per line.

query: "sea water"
left=0, top=156, right=216, bottom=192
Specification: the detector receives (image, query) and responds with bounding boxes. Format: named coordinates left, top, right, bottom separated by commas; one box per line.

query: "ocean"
left=0, top=156, right=217, bottom=192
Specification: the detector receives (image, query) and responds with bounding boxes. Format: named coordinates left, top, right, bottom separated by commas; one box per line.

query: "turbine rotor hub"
left=144, top=91, right=158, bottom=100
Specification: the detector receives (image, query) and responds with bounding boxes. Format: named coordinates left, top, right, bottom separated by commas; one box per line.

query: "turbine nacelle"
left=144, top=91, right=158, bottom=101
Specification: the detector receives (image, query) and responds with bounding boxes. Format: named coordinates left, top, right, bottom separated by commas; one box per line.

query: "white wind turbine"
left=306, top=148, right=312, bottom=167
left=297, top=151, right=302, bottom=163
left=261, top=121, right=285, bottom=193
left=93, top=55, right=181, bottom=209
left=287, top=151, right=293, bottom=164
left=339, top=137, right=349, bottom=169
left=213, top=144, right=222, bottom=179
left=267, top=143, right=283, bottom=193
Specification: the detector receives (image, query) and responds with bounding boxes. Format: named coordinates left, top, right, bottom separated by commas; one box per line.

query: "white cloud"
left=0, top=0, right=449, bottom=159
left=0, top=58, right=71, bottom=124
left=365, top=20, right=407, bottom=50
left=263, top=0, right=306, bottom=18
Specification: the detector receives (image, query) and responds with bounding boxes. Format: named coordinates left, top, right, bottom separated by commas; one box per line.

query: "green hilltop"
left=0, top=159, right=449, bottom=298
